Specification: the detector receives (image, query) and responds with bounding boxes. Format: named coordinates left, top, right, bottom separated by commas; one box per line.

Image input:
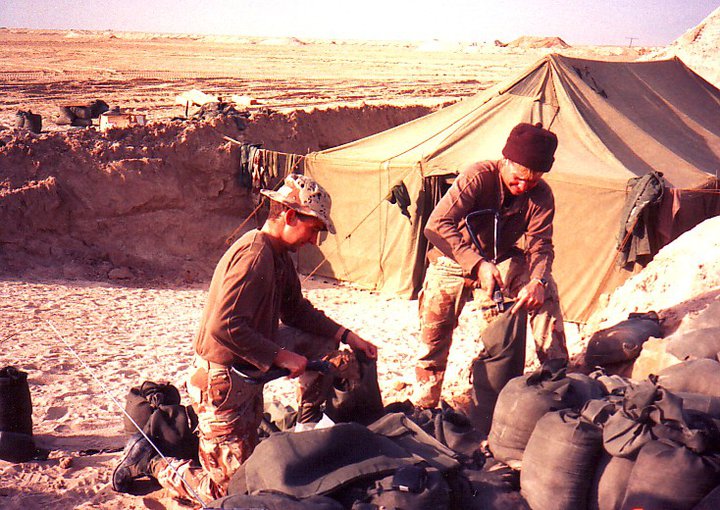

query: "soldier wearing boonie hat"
left=113, top=173, right=377, bottom=502
left=414, top=122, right=569, bottom=416
left=260, top=173, right=336, bottom=234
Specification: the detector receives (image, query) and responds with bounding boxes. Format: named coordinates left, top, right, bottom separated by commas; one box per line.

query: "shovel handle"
left=231, top=360, right=332, bottom=385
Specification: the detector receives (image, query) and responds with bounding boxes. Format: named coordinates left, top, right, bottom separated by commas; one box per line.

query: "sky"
left=0, top=0, right=718, bottom=46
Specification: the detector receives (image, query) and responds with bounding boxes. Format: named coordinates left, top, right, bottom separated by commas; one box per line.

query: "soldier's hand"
left=510, top=279, right=546, bottom=314
left=476, top=260, right=504, bottom=296
left=274, top=349, right=307, bottom=378
left=345, top=331, right=378, bottom=360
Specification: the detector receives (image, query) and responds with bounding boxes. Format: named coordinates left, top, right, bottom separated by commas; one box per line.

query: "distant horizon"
left=0, top=26, right=672, bottom=47
left=1, top=1, right=717, bottom=47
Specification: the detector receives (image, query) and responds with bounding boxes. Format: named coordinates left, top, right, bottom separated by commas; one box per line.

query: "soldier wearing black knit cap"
left=413, top=122, right=569, bottom=410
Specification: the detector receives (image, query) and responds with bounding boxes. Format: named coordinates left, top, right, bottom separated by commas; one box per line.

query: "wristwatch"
left=533, top=278, right=548, bottom=288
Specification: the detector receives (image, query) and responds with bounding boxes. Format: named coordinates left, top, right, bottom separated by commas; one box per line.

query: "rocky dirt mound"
left=643, top=6, right=720, bottom=87
left=0, top=104, right=432, bottom=282
left=581, top=215, right=720, bottom=342
left=506, top=36, right=570, bottom=49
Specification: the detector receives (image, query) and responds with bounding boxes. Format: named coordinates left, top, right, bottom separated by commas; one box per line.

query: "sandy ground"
left=1, top=24, right=719, bottom=510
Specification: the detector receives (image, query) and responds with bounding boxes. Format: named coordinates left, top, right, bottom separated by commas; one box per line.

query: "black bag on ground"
left=407, top=402, right=485, bottom=461
left=325, top=351, right=384, bottom=426
left=0, top=366, right=38, bottom=463
left=657, top=359, right=720, bottom=397
left=463, top=460, right=531, bottom=510
left=232, top=414, right=472, bottom=509
left=0, top=366, right=33, bottom=435
left=123, top=380, right=198, bottom=460
left=588, top=452, right=635, bottom=510
left=488, top=360, right=583, bottom=466
left=361, top=464, right=451, bottom=509
left=209, top=491, right=344, bottom=509
left=520, top=406, right=605, bottom=510
left=585, top=311, right=661, bottom=368
left=468, top=308, right=527, bottom=435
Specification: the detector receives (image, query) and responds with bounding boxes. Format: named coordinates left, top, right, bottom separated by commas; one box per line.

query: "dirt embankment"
left=0, top=104, right=432, bottom=281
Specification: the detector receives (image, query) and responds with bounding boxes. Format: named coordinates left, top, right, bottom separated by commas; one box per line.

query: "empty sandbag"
left=585, top=311, right=661, bottom=368
left=588, top=452, right=634, bottom=510
left=621, top=439, right=720, bottom=510
left=520, top=409, right=604, bottom=510
left=658, top=359, right=720, bottom=397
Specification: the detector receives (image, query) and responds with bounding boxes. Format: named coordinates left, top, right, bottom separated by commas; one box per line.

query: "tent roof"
left=310, top=54, right=720, bottom=190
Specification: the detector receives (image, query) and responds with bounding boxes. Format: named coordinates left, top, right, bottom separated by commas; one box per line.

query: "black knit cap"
left=502, top=122, right=558, bottom=172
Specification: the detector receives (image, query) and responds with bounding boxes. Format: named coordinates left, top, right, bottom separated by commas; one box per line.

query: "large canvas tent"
left=299, top=54, right=720, bottom=323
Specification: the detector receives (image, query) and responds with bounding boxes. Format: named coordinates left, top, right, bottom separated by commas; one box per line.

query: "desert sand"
left=1, top=20, right=719, bottom=509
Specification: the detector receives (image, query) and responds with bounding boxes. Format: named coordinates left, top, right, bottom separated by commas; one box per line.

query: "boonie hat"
left=502, top=122, right=558, bottom=173
left=261, top=174, right=336, bottom=234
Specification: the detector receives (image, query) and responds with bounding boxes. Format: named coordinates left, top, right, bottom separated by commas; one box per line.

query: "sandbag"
left=678, top=392, right=720, bottom=419
left=14, top=110, right=42, bottom=133
left=0, top=366, right=33, bottom=435
left=589, top=370, right=632, bottom=396
left=693, top=485, right=720, bottom=510
left=468, top=308, right=527, bottom=435
left=658, top=359, right=720, bottom=397
left=488, top=361, right=581, bottom=466
left=588, top=453, right=634, bottom=510
left=520, top=408, right=604, bottom=510
left=325, top=351, right=384, bottom=426
left=585, top=311, right=662, bottom=367
left=209, top=492, right=344, bottom=509
left=0, top=366, right=37, bottom=463
left=621, top=439, right=720, bottom=510
left=667, top=327, right=720, bottom=361
left=603, top=381, right=685, bottom=458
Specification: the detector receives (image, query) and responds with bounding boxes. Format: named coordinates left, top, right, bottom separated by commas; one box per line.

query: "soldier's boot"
left=112, top=433, right=159, bottom=493
left=413, top=367, right=446, bottom=409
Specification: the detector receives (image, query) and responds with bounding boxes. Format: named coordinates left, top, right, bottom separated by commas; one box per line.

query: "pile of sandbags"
left=487, top=359, right=720, bottom=510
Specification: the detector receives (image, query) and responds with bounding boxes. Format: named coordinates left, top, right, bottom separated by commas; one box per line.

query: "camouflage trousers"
left=152, top=326, right=340, bottom=505
left=414, top=256, right=568, bottom=408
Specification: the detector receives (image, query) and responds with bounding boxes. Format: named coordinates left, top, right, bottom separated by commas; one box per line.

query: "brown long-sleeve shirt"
left=193, top=230, right=342, bottom=371
left=425, top=160, right=555, bottom=282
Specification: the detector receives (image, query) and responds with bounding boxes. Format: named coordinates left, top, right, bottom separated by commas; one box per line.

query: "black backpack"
left=123, top=380, right=199, bottom=460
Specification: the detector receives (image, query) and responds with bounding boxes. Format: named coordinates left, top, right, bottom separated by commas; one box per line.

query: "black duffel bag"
left=123, top=380, right=198, bottom=460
